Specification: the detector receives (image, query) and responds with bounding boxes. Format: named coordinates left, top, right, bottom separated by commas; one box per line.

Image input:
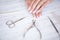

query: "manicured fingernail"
left=28, top=7, right=31, bottom=11
left=30, top=10, right=32, bottom=13
left=33, top=10, right=37, bottom=14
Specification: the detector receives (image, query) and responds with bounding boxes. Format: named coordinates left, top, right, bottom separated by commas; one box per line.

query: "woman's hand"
left=25, top=0, right=51, bottom=18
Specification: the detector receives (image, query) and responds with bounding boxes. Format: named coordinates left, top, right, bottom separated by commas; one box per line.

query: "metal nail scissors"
left=6, top=17, right=25, bottom=28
